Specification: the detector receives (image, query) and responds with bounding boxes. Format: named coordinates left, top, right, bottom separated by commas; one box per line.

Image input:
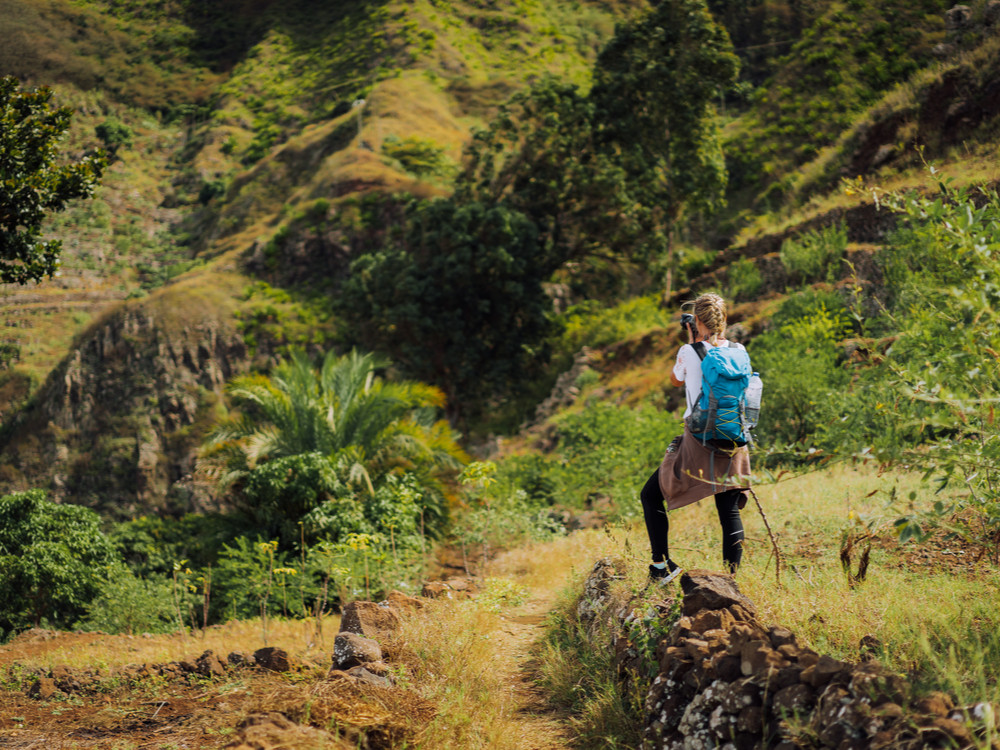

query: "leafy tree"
left=589, top=0, right=739, bottom=295
left=340, top=199, right=557, bottom=423
left=200, top=348, right=465, bottom=546
left=0, top=490, right=118, bottom=634
left=457, top=79, right=636, bottom=279
left=456, top=0, right=738, bottom=298
left=0, top=77, right=106, bottom=284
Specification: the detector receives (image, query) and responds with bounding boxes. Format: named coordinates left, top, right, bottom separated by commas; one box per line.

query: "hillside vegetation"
left=1, top=0, right=1000, bottom=746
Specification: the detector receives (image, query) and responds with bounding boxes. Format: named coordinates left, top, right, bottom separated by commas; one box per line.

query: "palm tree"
left=199, top=349, right=466, bottom=545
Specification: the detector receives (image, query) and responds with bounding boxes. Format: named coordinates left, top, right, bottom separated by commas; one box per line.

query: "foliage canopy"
left=340, top=199, right=556, bottom=423
left=0, top=76, right=105, bottom=284
left=200, top=348, right=466, bottom=546
left=0, top=489, right=117, bottom=633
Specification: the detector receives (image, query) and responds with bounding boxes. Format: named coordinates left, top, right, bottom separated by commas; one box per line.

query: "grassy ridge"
left=723, top=0, right=948, bottom=209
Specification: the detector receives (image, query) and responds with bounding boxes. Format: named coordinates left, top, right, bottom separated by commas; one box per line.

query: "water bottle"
left=744, top=372, right=762, bottom=429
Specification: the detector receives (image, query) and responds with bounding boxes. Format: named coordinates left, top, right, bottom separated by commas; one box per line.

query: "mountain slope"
left=0, top=0, right=644, bottom=508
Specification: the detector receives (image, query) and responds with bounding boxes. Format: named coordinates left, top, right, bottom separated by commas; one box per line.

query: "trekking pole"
left=748, top=487, right=783, bottom=588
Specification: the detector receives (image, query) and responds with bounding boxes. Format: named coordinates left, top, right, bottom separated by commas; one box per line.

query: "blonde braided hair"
left=693, top=293, right=727, bottom=346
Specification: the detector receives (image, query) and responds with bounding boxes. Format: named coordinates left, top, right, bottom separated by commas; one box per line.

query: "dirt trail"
left=490, top=592, right=573, bottom=750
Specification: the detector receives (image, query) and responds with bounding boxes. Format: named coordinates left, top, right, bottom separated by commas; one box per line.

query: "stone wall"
left=578, top=559, right=998, bottom=750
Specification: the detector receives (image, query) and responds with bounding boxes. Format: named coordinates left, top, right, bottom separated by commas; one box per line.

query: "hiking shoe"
left=648, top=562, right=682, bottom=585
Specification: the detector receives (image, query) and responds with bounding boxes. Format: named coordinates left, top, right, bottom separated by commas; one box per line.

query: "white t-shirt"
left=673, top=339, right=746, bottom=418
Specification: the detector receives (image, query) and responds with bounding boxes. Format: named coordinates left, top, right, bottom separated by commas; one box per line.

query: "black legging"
left=640, top=468, right=745, bottom=573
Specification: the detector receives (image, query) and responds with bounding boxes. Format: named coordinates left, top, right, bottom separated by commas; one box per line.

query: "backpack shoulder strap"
left=692, top=341, right=707, bottom=360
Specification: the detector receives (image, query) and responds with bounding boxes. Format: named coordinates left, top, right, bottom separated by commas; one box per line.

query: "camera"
left=680, top=313, right=695, bottom=340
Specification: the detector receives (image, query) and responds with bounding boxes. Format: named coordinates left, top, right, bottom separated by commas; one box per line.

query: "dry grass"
left=396, top=530, right=622, bottom=749
left=0, top=615, right=342, bottom=673
left=596, top=462, right=1000, bottom=688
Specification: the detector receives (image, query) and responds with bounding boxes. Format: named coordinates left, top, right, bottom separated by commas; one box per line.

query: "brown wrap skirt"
left=658, top=428, right=752, bottom=511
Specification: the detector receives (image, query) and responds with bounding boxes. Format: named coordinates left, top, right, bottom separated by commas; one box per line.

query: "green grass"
left=525, top=463, right=1000, bottom=742
left=535, top=579, right=646, bottom=748
left=723, top=0, right=948, bottom=203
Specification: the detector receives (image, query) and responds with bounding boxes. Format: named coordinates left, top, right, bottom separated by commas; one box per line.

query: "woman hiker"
left=640, top=293, right=752, bottom=583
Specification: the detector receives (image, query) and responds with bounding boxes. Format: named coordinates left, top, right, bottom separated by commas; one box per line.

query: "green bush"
left=211, top=538, right=303, bottom=621
left=452, top=462, right=564, bottom=563
left=77, top=565, right=176, bottom=635
left=779, top=222, right=848, bottom=283
left=493, top=402, right=682, bottom=515
left=725, top=257, right=764, bottom=301
left=198, top=177, right=229, bottom=205
left=818, top=183, right=1000, bottom=560
left=0, top=490, right=118, bottom=635
left=95, top=118, right=134, bottom=153
left=110, top=513, right=239, bottom=577
left=751, top=299, right=851, bottom=447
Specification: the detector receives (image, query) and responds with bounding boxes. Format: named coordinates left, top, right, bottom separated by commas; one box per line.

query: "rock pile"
left=25, top=646, right=294, bottom=699
left=420, top=576, right=479, bottom=599
left=579, top=561, right=998, bottom=750
left=227, top=589, right=435, bottom=750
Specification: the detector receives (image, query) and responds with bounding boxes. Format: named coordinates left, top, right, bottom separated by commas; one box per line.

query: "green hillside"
left=0, top=0, right=644, bottom=507
left=1, top=1, right=1000, bottom=745
left=0, top=0, right=997, bottom=506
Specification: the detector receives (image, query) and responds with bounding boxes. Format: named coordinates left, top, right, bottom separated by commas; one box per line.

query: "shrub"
left=95, top=118, right=134, bottom=154
left=0, top=490, right=118, bottom=634
left=822, top=183, right=1000, bottom=560
left=750, top=300, right=851, bottom=447
left=725, top=257, right=764, bottom=301
left=76, top=565, right=176, bottom=635
left=780, top=222, right=848, bottom=283
left=491, top=402, right=682, bottom=515
left=198, top=177, right=229, bottom=205
left=211, top=538, right=301, bottom=621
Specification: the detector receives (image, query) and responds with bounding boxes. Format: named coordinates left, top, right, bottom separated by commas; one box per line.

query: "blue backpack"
left=686, top=341, right=760, bottom=446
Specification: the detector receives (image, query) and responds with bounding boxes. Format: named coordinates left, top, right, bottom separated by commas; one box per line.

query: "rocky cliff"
left=0, top=273, right=250, bottom=517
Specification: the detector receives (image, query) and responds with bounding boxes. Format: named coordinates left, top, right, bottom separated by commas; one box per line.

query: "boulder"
left=801, top=654, right=848, bottom=688
left=333, top=632, right=382, bottom=670
left=740, top=640, right=788, bottom=678
left=339, top=601, right=402, bottom=640
left=690, top=608, right=735, bottom=633
left=158, top=662, right=184, bottom=678
left=227, top=651, right=256, bottom=668
left=986, top=0, right=1000, bottom=26
left=196, top=650, right=227, bottom=678
left=421, top=581, right=452, bottom=599
left=767, top=625, right=796, bottom=649
left=346, top=666, right=393, bottom=688
left=577, top=557, right=625, bottom=625
left=27, top=677, right=60, bottom=700
left=444, top=577, right=479, bottom=595
left=773, top=683, right=815, bottom=716
left=736, top=705, right=765, bottom=733
left=945, top=4, right=973, bottom=31
left=718, top=680, right=761, bottom=714
left=680, top=569, right=757, bottom=616
left=916, top=691, right=954, bottom=717
left=253, top=647, right=293, bottom=672
left=50, top=664, right=81, bottom=692
left=386, top=590, right=424, bottom=611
